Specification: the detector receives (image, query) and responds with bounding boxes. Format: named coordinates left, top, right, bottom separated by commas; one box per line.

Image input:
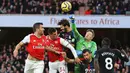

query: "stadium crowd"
left=0, top=44, right=27, bottom=73
left=0, top=0, right=130, bottom=15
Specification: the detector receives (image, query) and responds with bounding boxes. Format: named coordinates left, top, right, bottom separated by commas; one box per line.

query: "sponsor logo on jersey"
left=33, top=40, right=36, bottom=42
left=55, top=41, right=58, bottom=44
left=33, top=43, right=44, bottom=49
left=50, top=44, right=59, bottom=50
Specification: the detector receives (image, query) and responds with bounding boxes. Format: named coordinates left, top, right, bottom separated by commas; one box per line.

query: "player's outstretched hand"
left=69, top=15, right=75, bottom=23
left=13, top=49, right=18, bottom=58
left=114, top=63, right=119, bottom=69
left=75, top=57, right=82, bottom=64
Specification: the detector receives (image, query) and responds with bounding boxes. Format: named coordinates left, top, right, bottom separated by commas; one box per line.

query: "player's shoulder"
left=70, top=30, right=74, bottom=33
left=96, top=48, right=110, bottom=53
left=97, top=48, right=104, bottom=52
left=41, top=35, right=46, bottom=38
left=54, top=36, right=62, bottom=41
left=91, top=41, right=97, bottom=44
left=112, top=49, right=120, bottom=52
left=24, top=33, right=33, bottom=38
left=57, top=36, right=61, bottom=39
left=112, top=49, right=122, bottom=55
left=95, top=48, right=102, bottom=55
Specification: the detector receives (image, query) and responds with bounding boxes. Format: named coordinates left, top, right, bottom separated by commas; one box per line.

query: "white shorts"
left=24, top=59, right=44, bottom=73
left=49, top=60, right=68, bottom=73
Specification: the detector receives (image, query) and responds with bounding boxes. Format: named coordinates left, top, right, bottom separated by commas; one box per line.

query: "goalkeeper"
left=69, top=16, right=97, bottom=73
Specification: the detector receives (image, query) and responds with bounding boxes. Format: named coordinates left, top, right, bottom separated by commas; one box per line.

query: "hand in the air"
left=69, top=15, right=75, bottom=23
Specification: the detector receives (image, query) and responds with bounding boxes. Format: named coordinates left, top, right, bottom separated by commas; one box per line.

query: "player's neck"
left=48, top=35, right=55, bottom=40
left=86, top=39, right=91, bottom=42
left=34, top=32, right=41, bottom=38
left=89, top=57, right=92, bottom=63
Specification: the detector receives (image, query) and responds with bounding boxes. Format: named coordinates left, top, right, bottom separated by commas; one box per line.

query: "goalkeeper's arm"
left=69, top=16, right=83, bottom=39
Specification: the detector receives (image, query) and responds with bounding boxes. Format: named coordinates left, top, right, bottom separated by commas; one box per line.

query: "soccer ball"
left=61, top=1, right=72, bottom=12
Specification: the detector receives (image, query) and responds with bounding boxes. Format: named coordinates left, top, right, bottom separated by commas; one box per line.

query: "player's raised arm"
left=60, top=37, right=81, bottom=63
left=121, top=49, right=129, bottom=60
left=114, top=49, right=129, bottom=62
left=69, top=16, right=83, bottom=39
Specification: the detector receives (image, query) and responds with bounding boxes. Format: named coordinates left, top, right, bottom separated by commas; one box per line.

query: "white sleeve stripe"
left=60, top=38, right=78, bottom=58
left=21, top=34, right=31, bottom=44
left=65, top=43, right=69, bottom=47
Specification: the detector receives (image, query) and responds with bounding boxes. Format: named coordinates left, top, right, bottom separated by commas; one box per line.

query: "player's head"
left=58, top=21, right=64, bottom=32
left=82, top=49, right=92, bottom=60
left=48, top=28, right=58, bottom=40
left=114, top=40, right=122, bottom=49
left=58, top=19, right=70, bottom=32
left=85, top=29, right=95, bottom=41
left=101, top=37, right=111, bottom=47
left=33, top=22, right=44, bottom=35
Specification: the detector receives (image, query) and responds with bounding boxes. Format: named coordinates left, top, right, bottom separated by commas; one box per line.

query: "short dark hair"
left=58, top=19, right=70, bottom=27
left=58, top=21, right=62, bottom=26
left=114, top=40, right=122, bottom=49
left=82, top=49, right=92, bottom=54
left=33, top=22, right=43, bottom=32
left=86, top=29, right=95, bottom=37
left=101, top=37, right=111, bottom=46
left=48, top=28, right=57, bottom=34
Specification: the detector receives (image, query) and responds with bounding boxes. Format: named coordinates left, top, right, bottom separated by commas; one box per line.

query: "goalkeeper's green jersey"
left=71, top=23, right=97, bottom=58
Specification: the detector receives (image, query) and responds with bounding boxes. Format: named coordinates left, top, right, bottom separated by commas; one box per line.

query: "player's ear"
left=89, top=53, right=92, bottom=56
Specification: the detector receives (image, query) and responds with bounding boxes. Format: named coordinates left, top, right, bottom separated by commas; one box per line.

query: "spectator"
left=84, top=7, right=92, bottom=15
left=0, top=44, right=25, bottom=73
left=0, top=0, right=129, bottom=15
left=115, top=7, right=121, bottom=14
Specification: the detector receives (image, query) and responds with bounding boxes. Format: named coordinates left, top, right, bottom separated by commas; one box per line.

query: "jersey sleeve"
left=60, top=38, right=69, bottom=46
left=71, top=23, right=83, bottom=40
left=114, top=50, right=129, bottom=62
left=60, top=38, right=78, bottom=58
left=91, top=42, right=97, bottom=58
left=21, top=34, right=30, bottom=44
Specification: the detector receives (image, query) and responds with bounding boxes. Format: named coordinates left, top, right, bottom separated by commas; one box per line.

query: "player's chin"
left=41, top=32, right=44, bottom=35
left=54, top=36, right=57, bottom=39
left=84, top=37, right=88, bottom=40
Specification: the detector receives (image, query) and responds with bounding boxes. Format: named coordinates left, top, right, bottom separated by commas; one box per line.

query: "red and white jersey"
left=46, top=36, right=64, bottom=62
left=46, top=36, right=78, bottom=62
left=22, top=33, right=47, bottom=60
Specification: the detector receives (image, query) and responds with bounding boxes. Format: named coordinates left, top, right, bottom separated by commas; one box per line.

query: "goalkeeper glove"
left=69, top=16, right=75, bottom=23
